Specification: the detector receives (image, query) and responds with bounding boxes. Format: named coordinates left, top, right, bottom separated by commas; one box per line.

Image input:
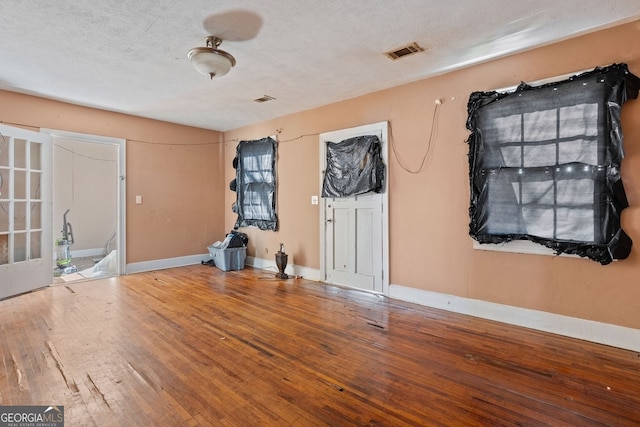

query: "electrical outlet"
left=311, top=195, right=319, bottom=205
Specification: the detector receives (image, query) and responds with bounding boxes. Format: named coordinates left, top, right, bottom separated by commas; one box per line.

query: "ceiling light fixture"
left=187, top=36, right=236, bottom=79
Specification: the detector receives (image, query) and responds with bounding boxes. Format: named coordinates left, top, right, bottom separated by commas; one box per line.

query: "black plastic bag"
left=322, top=135, right=385, bottom=198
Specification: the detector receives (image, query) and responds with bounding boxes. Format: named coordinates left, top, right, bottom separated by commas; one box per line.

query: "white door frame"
left=42, top=129, right=126, bottom=276
left=319, top=121, right=389, bottom=295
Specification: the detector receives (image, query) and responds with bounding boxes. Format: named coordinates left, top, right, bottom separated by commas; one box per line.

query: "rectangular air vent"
left=253, top=95, right=276, bottom=103
left=385, top=42, right=424, bottom=60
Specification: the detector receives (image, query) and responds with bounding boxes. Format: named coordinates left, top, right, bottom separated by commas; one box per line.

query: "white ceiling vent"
left=253, top=95, right=276, bottom=103
left=385, top=42, right=425, bottom=60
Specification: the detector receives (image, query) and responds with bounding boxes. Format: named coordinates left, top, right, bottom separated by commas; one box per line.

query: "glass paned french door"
left=0, top=125, right=51, bottom=299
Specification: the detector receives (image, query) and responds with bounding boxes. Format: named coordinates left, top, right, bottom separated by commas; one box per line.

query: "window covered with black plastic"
left=466, top=63, right=640, bottom=264
left=234, top=137, right=278, bottom=231
left=322, top=135, right=385, bottom=198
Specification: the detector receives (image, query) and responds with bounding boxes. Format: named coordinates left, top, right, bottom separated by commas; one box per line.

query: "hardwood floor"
left=1, top=265, right=639, bottom=426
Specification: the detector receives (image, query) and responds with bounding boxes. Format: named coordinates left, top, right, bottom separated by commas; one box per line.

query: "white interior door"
left=0, top=124, right=52, bottom=299
left=325, top=192, right=382, bottom=291
left=320, top=122, right=389, bottom=294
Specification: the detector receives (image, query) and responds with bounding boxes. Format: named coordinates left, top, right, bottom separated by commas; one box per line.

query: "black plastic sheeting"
left=466, top=63, right=640, bottom=264
left=233, top=137, right=278, bottom=231
left=322, top=135, right=385, bottom=198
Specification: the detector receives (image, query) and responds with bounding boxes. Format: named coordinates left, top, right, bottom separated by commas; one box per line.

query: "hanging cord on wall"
left=4, top=113, right=445, bottom=164
left=276, top=133, right=320, bottom=144
left=54, top=144, right=117, bottom=162
left=0, top=119, right=235, bottom=147
left=223, top=133, right=321, bottom=146
left=389, top=100, right=441, bottom=174
left=128, top=138, right=238, bottom=146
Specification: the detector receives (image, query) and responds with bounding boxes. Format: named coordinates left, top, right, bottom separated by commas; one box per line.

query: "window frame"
left=466, top=64, right=639, bottom=264
left=233, top=136, right=278, bottom=231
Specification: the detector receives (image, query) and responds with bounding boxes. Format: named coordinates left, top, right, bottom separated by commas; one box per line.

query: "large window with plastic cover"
left=466, top=63, right=640, bottom=264
left=231, top=137, right=277, bottom=231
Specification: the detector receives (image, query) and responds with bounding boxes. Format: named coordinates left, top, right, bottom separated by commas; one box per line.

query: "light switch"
left=136, top=195, right=143, bottom=204
left=311, top=195, right=319, bottom=205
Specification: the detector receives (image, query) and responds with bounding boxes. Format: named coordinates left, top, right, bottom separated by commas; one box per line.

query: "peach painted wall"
left=0, top=92, right=225, bottom=263
left=224, top=20, right=640, bottom=329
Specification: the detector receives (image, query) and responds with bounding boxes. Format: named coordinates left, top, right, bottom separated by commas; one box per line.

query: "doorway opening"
left=319, top=122, right=389, bottom=295
left=46, top=130, right=125, bottom=284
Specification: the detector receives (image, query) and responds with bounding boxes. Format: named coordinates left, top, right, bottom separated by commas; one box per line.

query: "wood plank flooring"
left=1, top=265, right=639, bottom=426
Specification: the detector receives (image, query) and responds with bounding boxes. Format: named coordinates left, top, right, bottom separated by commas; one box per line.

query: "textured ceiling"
left=1, top=1, right=639, bottom=132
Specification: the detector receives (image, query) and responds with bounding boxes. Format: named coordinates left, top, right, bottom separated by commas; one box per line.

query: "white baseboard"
left=123, top=254, right=639, bottom=351
left=71, top=247, right=105, bottom=258
left=53, top=248, right=104, bottom=262
left=125, top=254, right=322, bottom=281
left=389, top=284, right=640, bottom=352
left=126, top=253, right=209, bottom=274
left=246, top=256, right=321, bottom=281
